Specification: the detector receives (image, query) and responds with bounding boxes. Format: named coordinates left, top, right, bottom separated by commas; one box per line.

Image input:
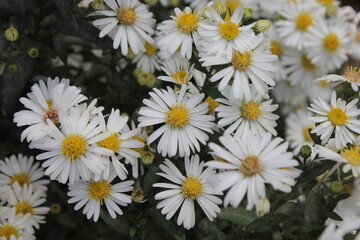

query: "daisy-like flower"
left=316, top=144, right=360, bottom=177
left=157, top=7, right=200, bottom=59
left=7, top=183, right=49, bottom=234
left=216, top=86, right=279, bottom=139
left=282, top=49, right=325, bottom=90
left=31, top=107, right=113, bottom=184
left=206, top=133, right=300, bottom=209
left=132, top=41, right=161, bottom=74
left=92, top=0, right=155, bottom=55
left=275, top=0, right=324, bottom=50
left=185, top=0, right=208, bottom=12
left=0, top=154, right=49, bottom=191
left=158, top=54, right=195, bottom=85
left=153, top=155, right=222, bottom=229
left=0, top=208, right=34, bottom=240
left=138, top=85, right=215, bottom=157
left=97, top=109, right=144, bottom=180
left=198, top=5, right=257, bottom=61
left=308, top=91, right=360, bottom=149
left=316, top=66, right=360, bottom=92
left=13, top=77, right=87, bottom=142
left=350, top=29, right=360, bottom=61
left=200, top=34, right=277, bottom=100
left=319, top=217, right=360, bottom=240
left=305, top=18, right=352, bottom=72
left=285, top=109, right=315, bottom=154
left=67, top=168, right=133, bottom=222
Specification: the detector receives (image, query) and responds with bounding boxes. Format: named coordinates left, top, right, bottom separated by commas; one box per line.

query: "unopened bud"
left=326, top=5, right=338, bottom=17
left=126, top=48, right=136, bottom=59
left=213, top=1, right=227, bottom=16
left=27, top=48, right=39, bottom=58
left=331, top=181, right=343, bottom=193
left=256, top=198, right=270, bottom=217
left=132, top=188, right=145, bottom=203
left=141, top=150, right=155, bottom=165
left=91, top=0, right=104, bottom=10
left=50, top=203, right=61, bottom=214
left=6, top=63, right=18, bottom=73
left=300, top=145, right=312, bottom=159
left=243, top=8, right=254, bottom=21
left=5, top=25, right=19, bottom=42
left=253, top=20, right=272, bottom=33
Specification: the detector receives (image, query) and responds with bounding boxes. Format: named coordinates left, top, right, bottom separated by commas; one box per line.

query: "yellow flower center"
left=0, top=224, right=21, bottom=239
left=117, top=8, right=137, bottom=25
left=204, top=96, right=220, bottom=114
left=356, top=32, right=360, bottom=42
left=303, top=126, right=313, bottom=142
left=181, top=176, right=203, bottom=199
left=132, top=135, right=147, bottom=153
left=241, top=101, right=262, bottom=120
left=227, top=0, right=242, bottom=14
left=240, top=156, right=262, bottom=176
left=341, top=146, right=360, bottom=166
left=328, top=107, right=349, bottom=126
left=87, top=180, right=112, bottom=204
left=98, top=133, right=122, bottom=152
left=145, top=42, right=157, bottom=56
left=231, top=51, right=253, bottom=71
left=270, top=41, right=283, bottom=57
left=15, top=201, right=34, bottom=215
left=9, top=173, right=31, bottom=187
left=295, top=13, right=313, bottom=31
left=323, top=33, right=341, bottom=53
left=175, top=10, right=200, bottom=34
left=317, top=0, right=334, bottom=6
left=219, top=21, right=241, bottom=40
left=171, top=70, right=189, bottom=84
left=167, top=105, right=191, bottom=128
left=343, top=66, right=360, bottom=83
left=301, top=55, right=316, bottom=72
left=62, top=135, right=88, bottom=161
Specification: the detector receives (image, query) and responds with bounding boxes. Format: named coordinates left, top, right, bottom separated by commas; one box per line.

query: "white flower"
left=67, top=168, right=133, bottom=222
left=350, top=29, right=360, bottom=61
left=153, top=155, right=222, bottom=229
left=305, top=18, right=352, bottom=72
left=316, top=66, right=360, bottom=92
left=0, top=208, right=34, bottom=240
left=308, top=91, right=360, bottom=149
left=185, top=0, right=208, bottom=12
left=132, top=41, right=161, bottom=74
left=157, top=7, right=200, bottom=59
left=216, top=85, right=279, bottom=139
left=206, top=133, right=300, bottom=209
left=138, top=85, right=215, bottom=157
left=31, top=107, right=113, bottom=184
left=198, top=5, right=257, bottom=61
left=0, top=154, right=49, bottom=191
left=200, top=34, right=277, bottom=100
left=97, top=109, right=144, bottom=180
left=285, top=109, right=315, bottom=154
left=13, top=77, right=87, bottom=142
left=275, top=0, right=325, bottom=50
left=158, top=54, right=195, bottom=85
left=319, top=218, right=360, bottom=240
left=92, top=0, right=155, bottom=54
left=7, top=183, right=49, bottom=234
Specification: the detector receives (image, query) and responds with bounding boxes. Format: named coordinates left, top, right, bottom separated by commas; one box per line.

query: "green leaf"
left=302, top=185, right=327, bottom=232
left=142, top=163, right=161, bottom=195
left=218, top=207, right=257, bottom=227
left=129, top=226, right=137, bottom=237
left=99, top=209, right=129, bottom=236
left=148, top=208, right=177, bottom=236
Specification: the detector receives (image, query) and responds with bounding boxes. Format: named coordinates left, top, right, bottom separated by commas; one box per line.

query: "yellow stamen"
left=231, top=51, right=253, bottom=71
left=0, top=224, right=21, bottom=239
left=171, top=70, right=189, bottom=84
left=343, top=66, right=360, bottom=83
left=219, top=21, right=241, bottom=40
left=301, top=55, right=316, bottom=72
left=270, top=41, right=283, bottom=57
left=87, top=180, right=112, bottom=204
left=317, top=0, right=334, bottom=6
left=175, top=10, right=200, bottom=34
left=240, top=156, right=262, bottom=176
left=241, top=101, right=262, bottom=120
left=323, top=33, right=341, bottom=53
left=227, top=0, right=242, bottom=14
left=303, top=126, right=313, bottom=142
left=204, top=96, right=220, bottom=114
left=15, top=201, right=34, bottom=215
left=328, top=107, right=349, bottom=126
left=356, top=32, right=360, bottom=42
left=145, top=42, right=157, bottom=56
left=62, top=135, right=88, bottom=161
left=167, top=105, right=191, bottom=128
left=181, top=176, right=203, bottom=199
left=341, top=146, right=360, bottom=166
left=98, top=133, right=122, bottom=152
left=9, top=173, right=30, bottom=187
left=295, top=13, right=313, bottom=31
left=118, top=8, right=137, bottom=25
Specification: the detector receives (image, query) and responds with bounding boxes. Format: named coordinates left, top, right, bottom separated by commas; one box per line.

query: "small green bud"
left=141, top=150, right=155, bottom=165
left=6, top=63, right=18, bottom=73
left=131, top=188, right=145, bottom=203
left=331, top=181, right=343, bottom=193
left=91, top=0, right=104, bottom=10
left=213, top=1, right=227, bottom=16
left=27, top=48, right=39, bottom=58
left=5, top=25, right=19, bottom=42
left=253, top=20, right=272, bottom=33
left=50, top=203, right=61, bottom=214
left=300, top=145, right=312, bottom=159
left=243, top=8, right=254, bottom=21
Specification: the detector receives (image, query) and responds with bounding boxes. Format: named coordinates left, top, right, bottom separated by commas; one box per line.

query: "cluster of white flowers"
left=9, top=0, right=360, bottom=238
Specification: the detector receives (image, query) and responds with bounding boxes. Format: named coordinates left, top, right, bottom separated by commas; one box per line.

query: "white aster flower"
left=0, top=208, right=34, bottom=240
left=309, top=80, right=333, bottom=103
left=350, top=29, right=360, bottom=61
left=198, top=5, right=257, bottom=61
left=185, top=0, right=208, bottom=12
left=92, top=0, right=155, bottom=54
left=316, top=66, right=360, bottom=92
left=13, top=77, right=87, bottom=142
left=7, top=183, right=49, bottom=234
left=200, top=34, right=277, bottom=100
left=31, top=107, right=113, bottom=184
left=319, top=218, right=360, bottom=240
left=305, top=18, right=352, bottom=72
left=206, top=133, right=300, bottom=209
left=158, top=54, right=195, bottom=85
left=275, top=0, right=325, bottom=50
left=216, top=85, right=279, bottom=139
left=97, top=109, right=144, bottom=180
left=157, top=7, right=200, bottom=59
left=67, top=168, right=133, bottom=222
left=308, top=91, right=360, bottom=149
left=285, top=109, right=315, bottom=154
left=0, top=154, right=49, bottom=191
left=132, top=41, right=161, bottom=74
left=153, top=155, right=222, bottom=229
left=138, top=85, right=215, bottom=157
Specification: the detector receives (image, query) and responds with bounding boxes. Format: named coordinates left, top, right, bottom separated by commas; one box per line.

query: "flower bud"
left=253, top=20, right=272, bottom=33
left=213, top=1, right=227, bottom=16
left=5, top=25, right=19, bottom=42
left=50, top=203, right=61, bottom=214
left=300, top=145, right=312, bottom=159
left=6, top=63, right=18, bottom=73
left=27, top=48, right=39, bottom=58
left=91, top=0, right=104, bottom=10
left=256, top=198, right=270, bottom=217
left=132, top=188, right=145, bottom=203
left=141, top=150, right=155, bottom=165
left=243, top=8, right=254, bottom=21
left=331, top=181, right=343, bottom=193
